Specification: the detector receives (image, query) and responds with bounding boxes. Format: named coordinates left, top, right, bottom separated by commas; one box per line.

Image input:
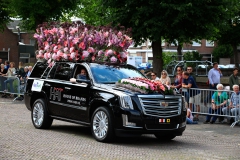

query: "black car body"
left=24, top=61, right=186, bottom=142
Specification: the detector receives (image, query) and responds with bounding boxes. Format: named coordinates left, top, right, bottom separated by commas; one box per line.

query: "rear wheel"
left=91, top=107, right=115, bottom=142
left=31, top=99, right=53, bottom=129
left=154, top=134, right=176, bottom=141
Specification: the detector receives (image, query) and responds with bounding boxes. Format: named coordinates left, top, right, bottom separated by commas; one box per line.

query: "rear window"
left=30, top=62, right=48, bottom=78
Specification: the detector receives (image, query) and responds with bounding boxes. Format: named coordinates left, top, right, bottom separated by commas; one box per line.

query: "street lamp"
left=16, top=26, right=21, bottom=42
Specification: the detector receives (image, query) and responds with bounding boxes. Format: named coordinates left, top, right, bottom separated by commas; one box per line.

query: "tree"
left=0, top=0, right=12, bottom=31
left=101, top=0, right=229, bottom=76
left=10, top=0, right=80, bottom=30
left=215, top=0, right=240, bottom=67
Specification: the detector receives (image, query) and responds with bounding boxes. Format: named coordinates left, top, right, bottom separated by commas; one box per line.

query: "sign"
left=31, top=80, right=44, bottom=92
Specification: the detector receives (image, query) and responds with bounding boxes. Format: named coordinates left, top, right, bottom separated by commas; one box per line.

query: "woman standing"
left=0, top=64, right=8, bottom=92
left=171, top=66, right=183, bottom=92
left=159, top=70, right=171, bottom=85
left=3, top=62, right=16, bottom=97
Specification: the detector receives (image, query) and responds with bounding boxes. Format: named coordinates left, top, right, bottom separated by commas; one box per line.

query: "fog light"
left=122, top=114, right=136, bottom=127
left=178, top=121, right=186, bottom=128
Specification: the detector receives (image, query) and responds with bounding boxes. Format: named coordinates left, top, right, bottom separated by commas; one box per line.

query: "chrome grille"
left=138, top=95, right=182, bottom=118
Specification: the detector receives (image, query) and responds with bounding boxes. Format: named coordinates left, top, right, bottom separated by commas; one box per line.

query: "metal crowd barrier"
left=0, top=75, right=25, bottom=101
left=182, top=87, right=240, bottom=127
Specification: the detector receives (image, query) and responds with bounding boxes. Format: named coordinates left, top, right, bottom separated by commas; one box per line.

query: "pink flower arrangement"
left=34, top=21, right=133, bottom=66
left=116, top=77, right=171, bottom=94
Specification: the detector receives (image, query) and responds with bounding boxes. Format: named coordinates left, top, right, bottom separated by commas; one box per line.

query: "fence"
left=181, top=87, right=240, bottom=127
left=0, top=75, right=25, bottom=101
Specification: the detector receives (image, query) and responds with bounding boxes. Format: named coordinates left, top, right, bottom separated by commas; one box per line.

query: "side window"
left=75, top=65, right=89, bottom=80
left=30, top=62, right=48, bottom=78
left=41, top=67, right=51, bottom=79
left=53, top=63, right=72, bottom=81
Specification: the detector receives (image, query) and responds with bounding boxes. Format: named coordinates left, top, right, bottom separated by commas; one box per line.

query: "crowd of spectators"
left=0, top=59, right=32, bottom=100
left=144, top=62, right=240, bottom=125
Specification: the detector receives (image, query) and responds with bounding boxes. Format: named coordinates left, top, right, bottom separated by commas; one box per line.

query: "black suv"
left=24, top=61, right=186, bottom=142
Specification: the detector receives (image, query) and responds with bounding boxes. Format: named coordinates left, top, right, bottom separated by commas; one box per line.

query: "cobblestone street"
left=0, top=99, right=240, bottom=160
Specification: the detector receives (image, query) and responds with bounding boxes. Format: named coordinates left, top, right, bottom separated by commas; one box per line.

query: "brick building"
left=0, top=20, right=35, bottom=68
left=127, top=39, right=216, bottom=64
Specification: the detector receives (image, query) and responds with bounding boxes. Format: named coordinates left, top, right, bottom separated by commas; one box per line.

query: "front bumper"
left=114, top=109, right=186, bottom=137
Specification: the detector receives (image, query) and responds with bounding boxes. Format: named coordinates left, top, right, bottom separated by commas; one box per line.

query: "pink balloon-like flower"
left=52, top=53, right=57, bottom=60
left=98, top=50, right=104, bottom=56
left=70, top=52, right=76, bottom=59
left=82, top=51, right=90, bottom=58
left=110, top=56, right=117, bottom=63
left=87, top=47, right=95, bottom=53
left=63, top=53, right=68, bottom=60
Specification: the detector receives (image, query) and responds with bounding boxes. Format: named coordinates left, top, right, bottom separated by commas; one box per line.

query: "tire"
left=91, top=107, right=115, bottom=142
left=31, top=99, right=53, bottom=129
left=154, top=134, right=176, bottom=141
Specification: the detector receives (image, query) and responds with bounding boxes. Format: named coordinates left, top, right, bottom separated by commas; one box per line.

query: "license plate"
left=159, top=118, right=171, bottom=123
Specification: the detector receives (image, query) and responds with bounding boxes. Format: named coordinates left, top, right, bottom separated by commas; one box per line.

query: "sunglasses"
left=187, top=69, right=192, bottom=70
left=177, top=70, right=181, bottom=71
left=161, top=73, right=166, bottom=75
left=151, top=75, right=156, bottom=76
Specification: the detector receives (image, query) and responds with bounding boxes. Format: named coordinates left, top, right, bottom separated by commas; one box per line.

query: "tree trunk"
left=177, top=44, right=182, bottom=61
left=152, top=40, right=163, bottom=78
left=232, top=44, right=239, bottom=67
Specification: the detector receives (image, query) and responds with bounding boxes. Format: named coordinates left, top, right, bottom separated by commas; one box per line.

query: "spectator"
left=3, top=62, right=16, bottom=97
left=26, top=66, right=32, bottom=79
left=158, top=70, right=171, bottom=85
left=0, top=59, right=2, bottom=64
left=204, top=84, right=228, bottom=124
left=186, top=106, right=198, bottom=124
left=187, top=66, right=196, bottom=82
left=205, top=62, right=223, bottom=105
left=229, top=68, right=239, bottom=90
left=0, top=64, right=8, bottom=92
left=4, top=60, right=10, bottom=70
left=16, top=62, right=25, bottom=81
left=150, top=72, right=160, bottom=81
left=182, top=71, right=201, bottom=121
left=223, top=84, right=240, bottom=123
left=171, top=66, right=183, bottom=92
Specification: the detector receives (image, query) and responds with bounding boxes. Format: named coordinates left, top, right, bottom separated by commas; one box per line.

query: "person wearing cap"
left=229, top=67, right=239, bottom=90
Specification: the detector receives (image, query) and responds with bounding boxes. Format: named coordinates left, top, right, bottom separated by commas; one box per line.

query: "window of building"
left=192, top=41, right=201, bottom=46
left=206, top=40, right=214, bottom=47
left=19, top=53, right=30, bottom=64
left=29, top=39, right=35, bottom=46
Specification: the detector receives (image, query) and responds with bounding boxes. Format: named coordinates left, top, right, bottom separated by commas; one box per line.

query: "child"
left=186, top=102, right=198, bottom=124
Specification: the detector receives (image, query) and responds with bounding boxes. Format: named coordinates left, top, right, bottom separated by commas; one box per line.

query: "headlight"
left=120, top=95, right=134, bottom=110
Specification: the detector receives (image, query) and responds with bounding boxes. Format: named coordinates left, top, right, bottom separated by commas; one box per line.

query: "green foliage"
left=212, top=44, right=233, bottom=63
left=10, top=0, right=80, bottom=30
left=0, top=0, right=13, bottom=31
left=183, top=51, right=203, bottom=67
left=162, top=52, right=177, bottom=69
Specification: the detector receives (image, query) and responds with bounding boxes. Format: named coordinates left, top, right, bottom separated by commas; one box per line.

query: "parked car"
left=137, top=62, right=152, bottom=70
left=24, top=61, right=186, bottom=142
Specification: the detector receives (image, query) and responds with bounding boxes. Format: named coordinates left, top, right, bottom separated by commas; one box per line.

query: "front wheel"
left=91, top=107, right=115, bottom=142
left=31, top=98, right=53, bottom=129
left=154, top=134, right=176, bottom=141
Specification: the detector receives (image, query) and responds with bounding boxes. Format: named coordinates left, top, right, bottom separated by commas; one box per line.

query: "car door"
left=44, top=62, right=74, bottom=118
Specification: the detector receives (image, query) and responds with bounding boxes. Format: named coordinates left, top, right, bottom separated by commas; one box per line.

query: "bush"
left=162, top=52, right=177, bottom=69
left=183, top=51, right=203, bottom=68
left=212, top=44, right=233, bottom=63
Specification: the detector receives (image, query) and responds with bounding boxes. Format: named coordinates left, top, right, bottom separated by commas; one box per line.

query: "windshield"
left=90, top=64, right=145, bottom=83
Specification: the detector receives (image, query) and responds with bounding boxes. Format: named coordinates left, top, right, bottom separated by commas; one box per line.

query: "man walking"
left=229, top=67, right=239, bottom=90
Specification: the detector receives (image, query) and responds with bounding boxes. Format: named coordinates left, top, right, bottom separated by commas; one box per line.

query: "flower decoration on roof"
left=116, top=77, right=173, bottom=95
left=34, top=21, right=133, bottom=66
